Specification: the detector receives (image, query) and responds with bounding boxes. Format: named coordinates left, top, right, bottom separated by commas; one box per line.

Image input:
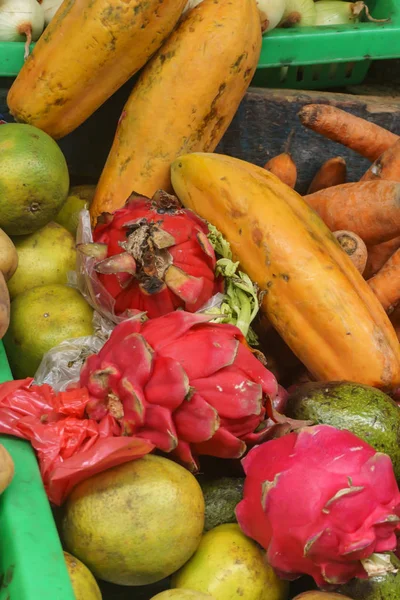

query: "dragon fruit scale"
left=79, top=310, right=282, bottom=471
left=79, top=190, right=221, bottom=318
left=235, top=425, right=400, bottom=588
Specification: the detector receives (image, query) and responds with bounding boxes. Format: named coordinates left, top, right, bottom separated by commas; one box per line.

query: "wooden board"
left=219, top=87, right=400, bottom=194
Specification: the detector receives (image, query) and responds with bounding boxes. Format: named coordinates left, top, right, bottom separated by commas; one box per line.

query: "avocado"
left=337, top=553, right=400, bottom=599
left=197, top=476, right=244, bottom=532
left=286, top=381, right=400, bottom=480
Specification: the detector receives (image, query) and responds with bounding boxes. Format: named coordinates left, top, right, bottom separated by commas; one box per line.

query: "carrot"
left=307, top=156, right=347, bottom=194
left=361, top=137, right=400, bottom=182
left=264, top=130, right=297, bottom=188
left=390, top=304, right=400, bottom=341
left=264, top=153, right=297, bottom=188
left=298, top=104, right=399, bottom=162
left=364, top=236, right=400, bottom=279
left=304, top=180, right=400, bottom=245
left=368, top=248, right=400, bottom=312
left=333, top=230, right=368, bottom=274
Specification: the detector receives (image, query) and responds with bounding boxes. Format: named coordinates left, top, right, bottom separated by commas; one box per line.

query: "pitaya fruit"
left=235, top=424, right=400, bottom=588
left=78, top=190, right=220, bottom=318
left=78, top=310, right=288, bottom=470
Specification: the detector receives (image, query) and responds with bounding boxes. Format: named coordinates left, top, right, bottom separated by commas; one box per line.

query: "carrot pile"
left=265, top=103, right=400, bottom=316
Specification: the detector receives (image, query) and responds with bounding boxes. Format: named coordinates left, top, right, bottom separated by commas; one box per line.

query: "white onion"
left=315, top=1, right=359, bottom=25
left=279, top=0, right=317, bottom=26
left=315, top=1, right=389, bottom=25
left=257, top=0, right=286, bottom=33
left=39, top=0, right=64, bottom=26
left=183, top=0, right=203, bottom=14
left=0, top=0, right=44, bottom=58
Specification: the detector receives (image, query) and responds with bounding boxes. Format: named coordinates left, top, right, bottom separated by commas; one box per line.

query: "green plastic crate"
left=0, top=0, right=399, bottom=89
left=255, top=0, right=400, bottom=89
left=0, top=343, right=75, bottom=600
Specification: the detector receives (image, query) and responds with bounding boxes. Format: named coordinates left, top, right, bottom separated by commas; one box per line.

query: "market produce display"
left=0, top=1, right=399, bottom=599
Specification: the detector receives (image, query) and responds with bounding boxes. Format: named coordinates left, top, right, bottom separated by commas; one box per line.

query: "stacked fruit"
left=0, top=1, right=399, bottom=600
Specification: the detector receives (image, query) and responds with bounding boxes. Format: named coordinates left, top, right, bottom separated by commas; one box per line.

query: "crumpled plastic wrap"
left=0, top=378, right=154, bottom=505
left=73, top=209, right=146, bottom=324
left=34, top=311, right=117, bottom=392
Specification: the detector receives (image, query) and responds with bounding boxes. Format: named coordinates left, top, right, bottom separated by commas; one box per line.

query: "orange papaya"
left=7, top=0, right=187, bottom=139
left=171, top=152, right=400, bottom=390
left=89, top=0, right=262, bottom=223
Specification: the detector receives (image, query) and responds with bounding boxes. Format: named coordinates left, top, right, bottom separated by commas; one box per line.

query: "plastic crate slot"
left=344, top=61, right=355, bottom=78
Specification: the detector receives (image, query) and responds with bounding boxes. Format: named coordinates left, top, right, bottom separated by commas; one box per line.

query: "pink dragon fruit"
left=236, top=424, right=400, bottom=588
left=78, top=311, right=287, bottom=471
left=79, top=190, right=221, bottom=318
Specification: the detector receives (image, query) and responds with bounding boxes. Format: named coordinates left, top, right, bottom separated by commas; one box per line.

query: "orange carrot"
left=368, top=248, right=400, bottom=312
left=307, top=156, right=347, bottom=194
left=333, top=230, right=368, bottom=274
left=390, top=304, right=400, bottom=341
left=264, top=130, right=297, bottom=188
left=264, top=153, right=297, bottom=188
left=298, top=104, right=398, bottom=162
left=304, top=180, right=400, bottom=245
left=361, top=138, right=400, bottom=182
left=364, top=236, right=400, bottom=279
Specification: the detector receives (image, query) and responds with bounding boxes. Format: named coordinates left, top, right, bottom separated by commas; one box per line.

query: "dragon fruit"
left=78, top=310, right=286, bottom=470
left=235, top=424, right=400, bottom=588
left=78, top=190, right=220, bottom=318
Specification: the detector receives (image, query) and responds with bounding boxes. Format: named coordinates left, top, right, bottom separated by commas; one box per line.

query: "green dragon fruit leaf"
left=207, top=224, right=260, bottom=345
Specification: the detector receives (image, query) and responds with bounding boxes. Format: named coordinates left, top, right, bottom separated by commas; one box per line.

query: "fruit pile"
left=0, top=1, right=399, bottom=600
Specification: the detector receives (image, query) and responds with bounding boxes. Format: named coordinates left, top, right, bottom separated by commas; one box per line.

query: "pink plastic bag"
left=0, top=379, right=154, bottom=505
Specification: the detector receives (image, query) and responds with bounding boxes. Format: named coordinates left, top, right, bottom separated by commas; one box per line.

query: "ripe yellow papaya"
left=7, top=0, right=187, bottom=139
left=90, top=0, right=262, bottom=224
left=171, top=152, right=400, bottom=389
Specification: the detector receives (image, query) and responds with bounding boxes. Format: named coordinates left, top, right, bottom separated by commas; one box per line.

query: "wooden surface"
left=219, top=87, right=400, bottom=194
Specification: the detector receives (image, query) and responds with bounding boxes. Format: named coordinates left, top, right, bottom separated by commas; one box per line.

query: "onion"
left=257, top=0, right=286, bottom=33
left=183, top=0, right=203, bottom=14
left=38, top=0, right=63, bottom=26
left=0, top=0, right=44, bottom=59
left=315, top=1, right=389, bottom=25
left=279, top=0, right=317, bottom=27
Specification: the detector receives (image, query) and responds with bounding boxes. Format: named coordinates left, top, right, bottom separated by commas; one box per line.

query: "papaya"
left=89, top=0, right=262, bottom=223
left=7, top=0, right=187, bottom=139
left=171, top=153, right=400, bottom=389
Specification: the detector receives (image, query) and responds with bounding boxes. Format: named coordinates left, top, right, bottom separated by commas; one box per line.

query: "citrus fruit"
left=62, top=454, right=205, bottom=586
left=0, top=123, right=69, bottom=235
left=151, top=591, right=214, bottom=599
left=64, top=552, right=102, bottom=600
left=55, top=184, right=96, bottom=236
left=3, top=284, right=93, bottom=378
left=172, top=524, right=289, bottom=600
left=7, top=222, right=76, bottom=299
left=0, top=229, right=18, bottom=281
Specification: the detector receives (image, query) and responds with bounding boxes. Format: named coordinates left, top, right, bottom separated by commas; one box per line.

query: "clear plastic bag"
left=34, top=311, right=115, bottom=391
left=73, top=209, right=144, bottom=324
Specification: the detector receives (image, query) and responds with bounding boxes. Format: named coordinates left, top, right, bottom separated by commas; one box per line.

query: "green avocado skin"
left=286, top=381, right=400, bottom=480
left=337, top=554, right=400, bottom=599
left=198, top=477, right=244, bottom=532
